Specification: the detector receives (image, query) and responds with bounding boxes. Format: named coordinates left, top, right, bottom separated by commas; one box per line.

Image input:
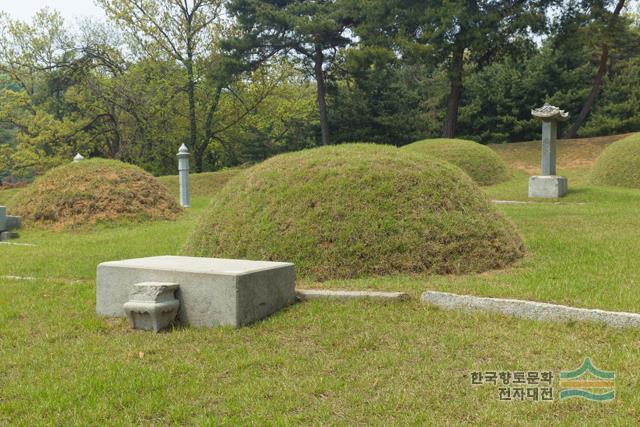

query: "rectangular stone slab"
left=97, top=256, right=296, bottom=328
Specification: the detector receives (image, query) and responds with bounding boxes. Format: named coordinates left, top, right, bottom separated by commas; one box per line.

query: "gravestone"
left=97, top=256, right=296, bottom=328
left=529, top=104, right=569, bottom=198
left=0, top=206, right=21, bottom=241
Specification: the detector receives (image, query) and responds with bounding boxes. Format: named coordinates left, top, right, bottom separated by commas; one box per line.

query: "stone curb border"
left=421, top=291, right=640, bottom=329
left=297, top=289, right=410, bottom=301
left=0, top=242, right=36, bottom=247
left=0, top=275, right=85, bottom=284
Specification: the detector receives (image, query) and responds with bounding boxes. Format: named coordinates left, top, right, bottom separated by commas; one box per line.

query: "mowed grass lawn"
left=2, top=137, right=640, bottom=424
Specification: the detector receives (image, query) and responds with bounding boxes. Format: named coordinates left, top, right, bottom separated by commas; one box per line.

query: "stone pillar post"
left=177, top=144, right=191, bottom=208
left=541, top=121, right=557, bottom=175
left=528, top=104, right=569, bottom=198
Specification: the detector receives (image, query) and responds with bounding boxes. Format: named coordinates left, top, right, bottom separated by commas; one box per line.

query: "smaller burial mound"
left=402, top=138, right=510, bottom=185
left=183, top=144, right=524, bottom=281
left=591, top=133, right=640, bottom=189
left=13, top=159, right=181, bottom=229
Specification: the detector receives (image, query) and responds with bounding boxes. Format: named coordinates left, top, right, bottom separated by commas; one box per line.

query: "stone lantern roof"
left=531, top=103, right=569, bottom=121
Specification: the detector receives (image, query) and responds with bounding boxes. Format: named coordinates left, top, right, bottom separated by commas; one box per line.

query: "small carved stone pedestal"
left=123, top=282, right=180, bottom=332
left=529, top=104, right=569, bottom=198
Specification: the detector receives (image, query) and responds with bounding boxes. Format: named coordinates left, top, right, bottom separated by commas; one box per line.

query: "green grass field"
left=2, top=138, right=640, bottom=424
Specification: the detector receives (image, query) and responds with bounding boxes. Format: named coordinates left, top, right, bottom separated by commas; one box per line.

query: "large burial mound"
left=183, top=144, right=524, bottom=281
left=591, top=133, right=640, bottom=189
left=402, top=138, right=510, bottom=185
left=14, top=159, right=181, bottom=229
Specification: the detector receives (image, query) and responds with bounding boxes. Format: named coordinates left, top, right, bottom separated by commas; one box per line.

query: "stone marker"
left=529, top=103, right=569, bottom=198
left=422, top=291, right=640, bottom=329
left=97, top=256, right=296, bottom=328
left=177, top=144, right=190, bottom=208
left=0, top=206, right=21, bottom=241
left=123, top=282, right=180, bottom=332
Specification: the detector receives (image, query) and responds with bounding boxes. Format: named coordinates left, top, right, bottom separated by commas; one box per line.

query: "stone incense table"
left=529, top=104, right=569, bottom=198
left=97, top=256, right=296, bottom=329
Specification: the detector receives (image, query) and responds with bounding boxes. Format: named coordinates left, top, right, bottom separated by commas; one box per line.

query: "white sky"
left=1, top=0, right=105, bottom=23
left=1, top=0, right=638, bottom=25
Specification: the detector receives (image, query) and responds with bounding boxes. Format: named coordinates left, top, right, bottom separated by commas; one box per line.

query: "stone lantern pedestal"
left=529, top=104, right=569, bottom=198
left=528, top=175, right=568, bottom=198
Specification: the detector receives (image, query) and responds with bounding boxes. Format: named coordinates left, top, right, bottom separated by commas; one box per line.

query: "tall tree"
left=360, top=0, right=551, bottom=138
left=226, top=0, right=352, bottom=146
left=564, top=0, right=626, bottom=138
left=0, top=9, right=92, bottom=176
left=97, top=0, right=223, bottom=170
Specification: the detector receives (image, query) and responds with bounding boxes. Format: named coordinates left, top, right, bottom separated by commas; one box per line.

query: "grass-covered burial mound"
left=14, top=159, right=181, bottom=229
left=402, top=138, right=509, bottom=185
left=183, top=144, right=524, bottom=281
left=591, top=133, right=640, bottom=188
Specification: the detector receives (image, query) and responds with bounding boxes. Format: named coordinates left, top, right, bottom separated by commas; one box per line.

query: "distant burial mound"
left=158, top=168, right=243, bottom=198
left=14, top=159, right=181, bottom=229
left=183, top=144, right=524, bottom=281
left=591, top=133, right=640, bottom=189
left=402, top=138, right=510, bottom=185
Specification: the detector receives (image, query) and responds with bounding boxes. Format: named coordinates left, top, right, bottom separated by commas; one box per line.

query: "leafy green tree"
left=356, top=0, right=552, bottom=138
left=216, top=66, right=318, bottom=165
left=329, top=46, right=433, bottom=145
left=0, top=10, right=87, bottom=177
left=97, top=0, right=224, bottom=171
left=226, top=0, right=353, bottom=146
left=564, top=0, right=628, bottom=137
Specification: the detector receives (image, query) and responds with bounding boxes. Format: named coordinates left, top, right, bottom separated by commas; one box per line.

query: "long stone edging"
left=491, top=200, right=587, bottom=205
left=297, top=289, right=410, bottom=301
left=421, top=291, right=640, bottom=329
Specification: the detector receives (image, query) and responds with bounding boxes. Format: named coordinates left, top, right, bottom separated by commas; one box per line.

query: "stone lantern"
left=529, top=104, right=569, bottom=198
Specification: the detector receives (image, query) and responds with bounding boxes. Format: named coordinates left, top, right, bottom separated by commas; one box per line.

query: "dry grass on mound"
left=183, top=144, right=524, bottom=281
left=13, top=159, right=181, bottom=230
left=402, top=138, right=510, bottom=185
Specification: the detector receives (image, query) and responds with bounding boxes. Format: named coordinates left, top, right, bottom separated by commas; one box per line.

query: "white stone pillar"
left=177, top=144, right=191, bottom=208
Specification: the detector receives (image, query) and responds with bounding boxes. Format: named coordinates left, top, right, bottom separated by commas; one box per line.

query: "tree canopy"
left=1, top=0, right=639, bottom=182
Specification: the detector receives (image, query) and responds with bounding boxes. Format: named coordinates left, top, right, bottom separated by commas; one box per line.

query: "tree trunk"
left=564, top=0, right=626, bottom=138
left=442, top=41, right=465, bottom=138
left=186, top=58, right=200, bottom=171
left=314, top=45, right=330, bottom=146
